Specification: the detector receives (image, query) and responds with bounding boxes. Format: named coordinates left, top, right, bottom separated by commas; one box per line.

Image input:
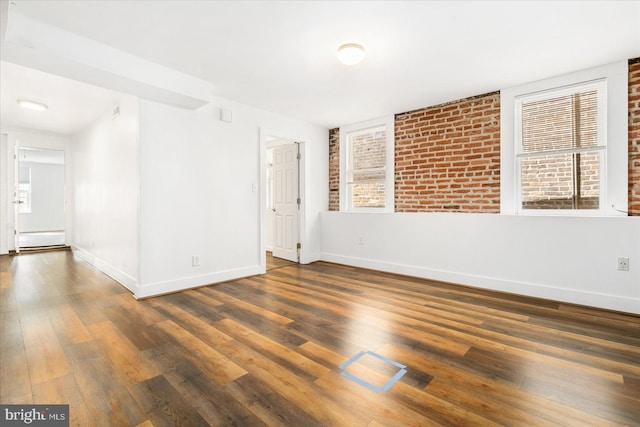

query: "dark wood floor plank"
left=158, top=291, right=225, bottom=323
left=142, top=342, right=265, bottom=426
left=31, top=372, right=92, bottom=426
left=0, top=311, right=33, bottom=403
left=104, top=304, right=165, bottom=351
left=154, top=319, right=247, bottom=385
left=196, top=285, right=295, bottom=325
left=313, top=369, right=446, bottom=427
left=481, top=318, right=640, bottom=370
left=217, top=303, right=308, bottom=348
left=214, top=318, right=329, bottom=382
left=71, top=353, right=147, bottom=426
left=131, top=375, right=210, bottom=427
left=148, top=299, right=234, bottom=348
left=87, top=320, right=161, bottom=386
left=215, top=338, right=371, bottom=426
left=295, top=276, right=639, bottom=384
left=21, top=310, right=70, bottom=385
left=114, top=293, right=166, bottom=326
left=223, top=374, right=320, bottom=427
left=2, top=251, right=639, bottom=426
left=47, top=303, right=93, bottom=347
left=243, top=274, right=473, bottom=355
left=379, top=342, right=615, bottom=426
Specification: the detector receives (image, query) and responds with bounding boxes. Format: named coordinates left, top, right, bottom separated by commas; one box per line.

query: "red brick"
left=394, top=91, right=501, bottom=212
left=630, top=58, right=640, bottom=215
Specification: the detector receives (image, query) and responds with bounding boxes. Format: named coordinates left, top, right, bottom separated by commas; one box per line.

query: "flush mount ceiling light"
left=17, top=99, right=48, bottom=111
left=337, top=43, right=365, bottom=65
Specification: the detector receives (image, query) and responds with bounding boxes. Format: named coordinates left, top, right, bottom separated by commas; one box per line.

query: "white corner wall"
left=320, top=212, right=640, bottom=314
left=137, top=97, right=327, bottom=298
left=70, top=95, right=139, bottom=292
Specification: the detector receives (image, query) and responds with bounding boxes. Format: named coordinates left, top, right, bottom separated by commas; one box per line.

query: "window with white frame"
left=501, top=60, right=627, bottom=217
left=340, top=116, right=394, bottom=212
left=515, top=80, right=607, bottom=213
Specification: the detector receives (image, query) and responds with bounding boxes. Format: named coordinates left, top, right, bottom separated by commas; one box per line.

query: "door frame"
left=14, top=145, right=67, bottom=251
left=270, top=141, right=300, bottom=263
left=259, top=127, right=306, bottom=273
left=1, top=130, right=71, bottom=255
left=0, top=133, right=8, bottom=254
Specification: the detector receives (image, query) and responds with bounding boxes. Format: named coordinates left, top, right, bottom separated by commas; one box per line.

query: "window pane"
left=577, top=151, right=600, bottom=209
left=351, top=129, right=386, bottom=172
left=350, top=182, right=386, bottom=208
left=522, top=90, right=598, bottom=153
left=347, top=126, right=387, bottom=209
left=521, top=151, right=599, bottom=210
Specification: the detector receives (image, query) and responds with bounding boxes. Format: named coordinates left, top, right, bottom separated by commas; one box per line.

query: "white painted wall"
left=70, top=95, right=139, bottom=291
left=19, top=161, right=65, bottom=232
left=0, top=127, right=72, bottom=253
left=320, top=212, right=640, bottom=314
left=137, top=97, right=327, bottom=298
left=0, top=133, right=7, bottom=254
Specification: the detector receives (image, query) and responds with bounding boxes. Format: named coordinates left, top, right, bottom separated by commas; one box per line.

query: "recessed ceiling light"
left=17, top=99, right=48, bottom=111
left=337, top=43, right=365, bottom=66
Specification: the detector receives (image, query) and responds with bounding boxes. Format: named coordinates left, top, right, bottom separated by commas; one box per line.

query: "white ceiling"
left=0, top=61, right=120, bottom=135
left=2, top=0, right=640, bottom=131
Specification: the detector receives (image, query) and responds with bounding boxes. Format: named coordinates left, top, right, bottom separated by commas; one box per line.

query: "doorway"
left=264, top=137, right=301, bottom=267
left=15, top=147, right=66, bottom=251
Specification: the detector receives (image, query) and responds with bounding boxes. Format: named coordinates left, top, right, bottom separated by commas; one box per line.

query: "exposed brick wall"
left=394, top=92, right=501, bottom=212
left=328, top=128, right=340, bottom=211
left=329, top=59, right=638, bottom=214
left=629, top=58, right=640, bottom=216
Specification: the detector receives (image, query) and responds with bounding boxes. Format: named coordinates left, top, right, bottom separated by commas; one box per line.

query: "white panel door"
left=272, top=143, right=299, bottom=262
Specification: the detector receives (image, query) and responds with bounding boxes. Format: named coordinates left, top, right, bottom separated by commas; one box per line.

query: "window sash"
left=346, top=181, right=387, bottom=209
left=514, top=79, right=607, bottom=214
left=517, top=149, right=603, bottom=211
left=346, top=125, right=388, bottom=210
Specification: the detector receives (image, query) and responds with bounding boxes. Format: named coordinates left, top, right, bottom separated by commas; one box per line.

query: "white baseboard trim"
left=135, top=264, right=262, bottom=299
left=300, top=251, right=321, bottom=265
left=320, top=252, right=640, bottom=315
left=71, top=245, right=138, bottom=293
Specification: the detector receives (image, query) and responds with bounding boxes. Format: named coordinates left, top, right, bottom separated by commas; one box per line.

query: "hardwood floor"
left=266, top=252, right=297, bottom=270
left=1, top=251, right=639, bottom=426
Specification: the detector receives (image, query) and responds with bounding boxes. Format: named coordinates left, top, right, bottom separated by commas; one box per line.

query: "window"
left=515, top=81, right=606, bottom=213
left=340, top=116, right=394, bottom=212
left=501, top=60, right=627, bottom=216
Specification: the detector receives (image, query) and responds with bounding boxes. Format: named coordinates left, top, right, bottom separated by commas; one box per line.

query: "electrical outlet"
left=617, top=257, right=629, bottom=271
left=192, top=255, right=200, bottom=267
